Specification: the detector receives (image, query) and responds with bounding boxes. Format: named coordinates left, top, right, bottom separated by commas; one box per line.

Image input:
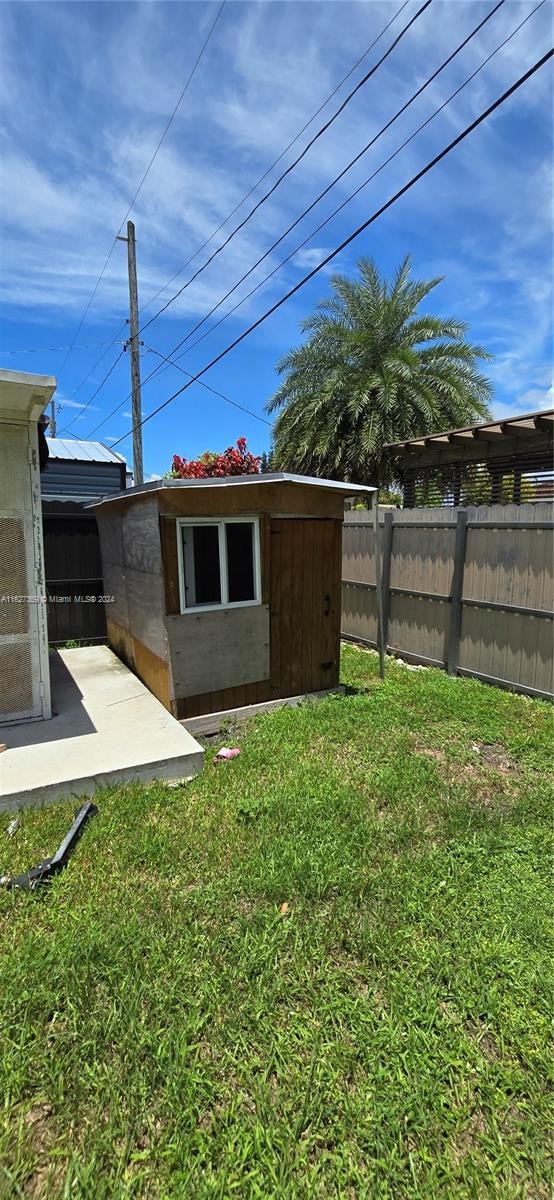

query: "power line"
left=57, top=350, right=126, bottom=435
left=137, top=0, right=411, bottom=317
left=110, top=0, right=530, bottom=406
left=58, top=322, right=128, bottom=413
left=109, top=49, right=553, bottom=451
left=54, top=0, right=225, bottom=386
left=81, top=0, right=545, bottom=440
left=85, top=343, right=271, bottom=437
left=145, top=346, right=271, bottom=425
left=116, top=0, right=226, bottom=236
left=139, top=0, right=433, bottom=334
left=79, top=0, right=431, bottom=437
left=145, top=0, right=508, bottom=369
left=165, top=0, right=544, bottom=370
left=0, top=341, right=113, bottom=357
left=56, top=4, right=401, bottom=431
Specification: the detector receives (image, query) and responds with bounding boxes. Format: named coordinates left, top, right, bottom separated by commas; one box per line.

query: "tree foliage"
left=267, top=257, right=493, bottom=485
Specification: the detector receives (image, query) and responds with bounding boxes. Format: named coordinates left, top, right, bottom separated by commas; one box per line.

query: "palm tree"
left=267, top=257, right=492, bottom=485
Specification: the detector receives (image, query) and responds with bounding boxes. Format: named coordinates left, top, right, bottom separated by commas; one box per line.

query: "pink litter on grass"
left=214, top=747, right=240, bottom=763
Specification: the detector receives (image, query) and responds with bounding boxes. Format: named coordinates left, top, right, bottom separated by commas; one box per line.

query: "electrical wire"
left=139, top=0, right=433, bottom=333
left=116, top=0, right=226, bottom=235
left=137, top=0, right=411, bottom=316
left=54, top=0, right=226, bottom=386
left=57, top=322, right=128, bottom=414
left=162, top=0, right=545, bottom=371
left=145, top=346, right=271, bottom=425
left=81, top=5, right=545, bottom=439
left=0, top=341, right=112, bottom=356
left=108, top=49, right=553, bottom=451
left=99, top=0, right=534, bottom=418
left=55, top=2, right=401, bottom=429
left=57, top=350, right=126, bottom=435
left=144, top=0, right=509, bottom=370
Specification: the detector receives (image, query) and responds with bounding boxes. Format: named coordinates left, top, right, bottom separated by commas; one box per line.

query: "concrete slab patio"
left=0, top=646, right=204, bottom=812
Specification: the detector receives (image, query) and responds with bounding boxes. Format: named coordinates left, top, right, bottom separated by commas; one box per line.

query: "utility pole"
left=49, top=396, right=57, bottom=437
left=117, top=220, right=143, bottom=486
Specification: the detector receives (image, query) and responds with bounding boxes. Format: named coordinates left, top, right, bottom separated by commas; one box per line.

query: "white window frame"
left=176, top=515, right=261, bottom=614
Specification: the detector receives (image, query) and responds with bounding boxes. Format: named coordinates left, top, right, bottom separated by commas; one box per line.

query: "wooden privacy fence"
left=342, top=502, right=554, bottom=700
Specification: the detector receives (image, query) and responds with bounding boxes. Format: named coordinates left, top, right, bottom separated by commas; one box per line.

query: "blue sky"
left=1, top=0, right=552, bottom=479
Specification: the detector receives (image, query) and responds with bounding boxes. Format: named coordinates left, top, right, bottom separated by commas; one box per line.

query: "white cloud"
left=491, top=386, right=554, bottom=421
left=0, top=0, right=551, bottom=425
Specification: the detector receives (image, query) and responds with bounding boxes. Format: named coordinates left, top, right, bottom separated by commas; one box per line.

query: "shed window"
left=177, top=517, right=260, bottom=612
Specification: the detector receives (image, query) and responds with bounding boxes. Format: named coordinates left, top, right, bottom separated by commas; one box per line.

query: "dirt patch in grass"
left=465, top=1019, right=500, bottom=1062
left=471, top=742, right=516, bottom=773
left=22, top=1103, right=63, bottom=1199
left=449, top=1109, right=487, bottom=1166
left=419, top=747, right=447, bottom=764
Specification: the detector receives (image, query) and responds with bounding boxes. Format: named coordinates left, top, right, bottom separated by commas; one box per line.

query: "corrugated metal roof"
left=89, top=472, right=375, bottom=508
left=46, top=437, right=127, bottom=465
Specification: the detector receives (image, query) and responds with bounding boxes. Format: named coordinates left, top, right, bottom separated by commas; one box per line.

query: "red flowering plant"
left=171, top=437, right=261, bottom=479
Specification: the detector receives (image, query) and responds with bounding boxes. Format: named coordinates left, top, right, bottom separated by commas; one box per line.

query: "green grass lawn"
left=1, top=645, right=552, bottom=1199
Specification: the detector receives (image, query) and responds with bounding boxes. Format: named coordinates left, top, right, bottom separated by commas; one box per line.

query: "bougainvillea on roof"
left=171, top=437, right=261, bottom=479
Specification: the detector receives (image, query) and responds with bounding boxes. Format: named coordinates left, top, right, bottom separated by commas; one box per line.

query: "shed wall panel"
left=158, top=482, right=344, bottom=520
left=107, top=617, right=172, bottom=709
left=121, top=497, right=162, bottom=574
left=97, top=509, right=124, bottom=567
left=168, top=603, right=270, bottom=698
left=101, top=562, right=129, bottom=630
left=125, top=567, right=167, bottom=660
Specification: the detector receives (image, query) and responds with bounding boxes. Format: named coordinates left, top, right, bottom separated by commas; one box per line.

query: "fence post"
left=447, top=509, right=468, bottom=675
left=373, top=499, right=385, bottom=679
left=381, top=510, right=394, bottom=650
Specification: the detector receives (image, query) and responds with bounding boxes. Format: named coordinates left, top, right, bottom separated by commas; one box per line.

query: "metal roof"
left=89, top=472, right=375, bottom=508
left=385, top=408, right=554, bottom=454
left=46, top=437, right=127, bottom=465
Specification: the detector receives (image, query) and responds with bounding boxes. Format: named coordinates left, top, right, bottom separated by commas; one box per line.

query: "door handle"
left=324, top=593, right=331, bottom=616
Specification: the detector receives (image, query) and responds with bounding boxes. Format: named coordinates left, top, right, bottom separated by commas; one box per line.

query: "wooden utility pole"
left=49, top=396, right=57, bottom=437
left=117, top=220, right=143, bottom=486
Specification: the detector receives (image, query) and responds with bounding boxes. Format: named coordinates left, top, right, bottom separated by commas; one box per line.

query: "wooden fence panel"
left=342, top=504, right=554, bottom=699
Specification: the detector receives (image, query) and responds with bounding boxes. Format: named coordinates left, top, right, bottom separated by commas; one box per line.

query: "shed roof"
left=46, top=437, right=127, bottom=465
left=89, top=472, right=375, bottom=508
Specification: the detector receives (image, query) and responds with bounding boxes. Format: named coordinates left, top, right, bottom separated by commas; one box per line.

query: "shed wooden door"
left=270, top=518, right=342, bottom=697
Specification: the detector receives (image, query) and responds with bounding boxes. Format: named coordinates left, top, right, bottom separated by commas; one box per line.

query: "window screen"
left=226, top=522, right=255, bottom=602
left=182, top=524, right=221, bottom=607
left=179, top=518, right=259, bottom=611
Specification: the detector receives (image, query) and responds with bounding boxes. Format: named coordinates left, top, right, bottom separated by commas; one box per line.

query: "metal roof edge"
left=87, top=472, right=375, bottom=508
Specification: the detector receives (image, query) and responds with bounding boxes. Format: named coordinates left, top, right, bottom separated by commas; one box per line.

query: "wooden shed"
left=91, top=473, right=374, bottom=719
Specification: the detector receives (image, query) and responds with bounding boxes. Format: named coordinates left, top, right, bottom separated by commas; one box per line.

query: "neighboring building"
left=385, top=409, right=554, bottom=508
left=42, top=439, right=128, bottom=644
left=91, top=473, right=374, bottom=719
left=0, top=370, right=55, bottom=724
